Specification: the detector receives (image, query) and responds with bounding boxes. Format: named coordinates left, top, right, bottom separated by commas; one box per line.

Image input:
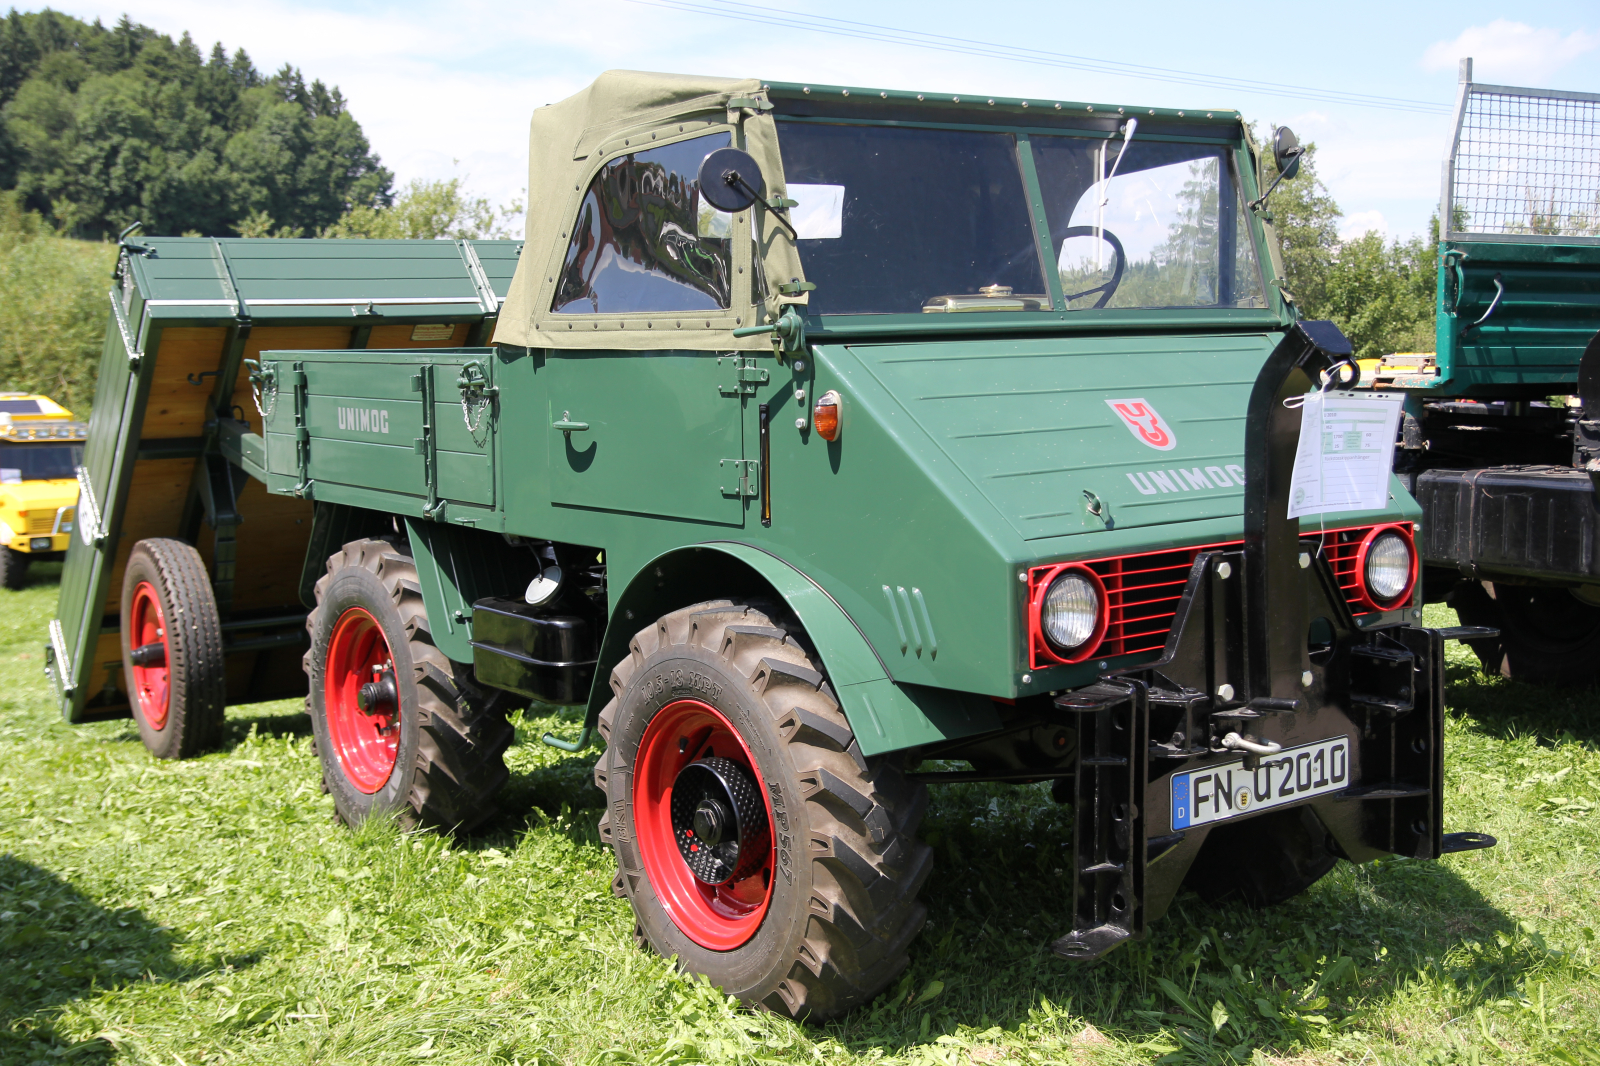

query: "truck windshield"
left=774, top=121, right=1265, bottom=315
left=0, top=442, right=82, bottom=481
left=1032, top=136, right=1265, bottom=310
left=775, top=123, right=1048, bottom=315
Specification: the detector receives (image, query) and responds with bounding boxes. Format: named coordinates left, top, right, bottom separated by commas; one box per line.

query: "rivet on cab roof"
left=1118, top=107, right=1124, bottom=114
left=802, top=87, right=810, bottom=94
left=952, top=96, right=960, bottom=102
left=1177, top=111, right=1185, bottom=117
left=916, top=94, right=924, bottom=101
left=1021, top=101, right=1028, bottom=108
left=987, top=99, right=995, bottom=105
left=1054, top=103, right=1062, bottom=109
left=1086, top=105, right=1094, bottom=112
left=880, top=91, right=887, bottom=98
left=842, top=89, right=849, bottom=96
left=1207, top=112, right=1214, bottom=118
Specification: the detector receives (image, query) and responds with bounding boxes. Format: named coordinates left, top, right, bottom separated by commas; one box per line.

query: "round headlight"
left=1042, top=571, right=1100, bottom=650
left=1364, top=531, right=1412, bottom=603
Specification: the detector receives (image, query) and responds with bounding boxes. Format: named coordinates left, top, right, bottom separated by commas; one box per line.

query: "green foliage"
left=1261, top=141, right=1439, bottom=359
left=0, top=191, right=115, bottom=413
left=0, top=9, right=392, bottom=238
left=2, top=574, right=1598, bottom=1064
left=323, top=176, right=524, bottom=240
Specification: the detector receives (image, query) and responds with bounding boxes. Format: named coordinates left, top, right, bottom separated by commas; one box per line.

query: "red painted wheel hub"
left=324, top=607, right=401, bottom=794
left=128, top=581, right=170, bottom=731
left=634, top=698, right=777, bottom=951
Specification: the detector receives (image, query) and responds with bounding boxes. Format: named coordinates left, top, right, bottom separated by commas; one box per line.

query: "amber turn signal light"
left=813, top=390, right=842, bottom=441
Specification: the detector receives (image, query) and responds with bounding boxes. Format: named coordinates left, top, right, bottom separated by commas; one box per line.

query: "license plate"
left=1171, top=736, right=1350, bottom=830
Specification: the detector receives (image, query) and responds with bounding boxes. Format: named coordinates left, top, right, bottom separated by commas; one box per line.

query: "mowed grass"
left=2, top=568, right=1597, bottom=1066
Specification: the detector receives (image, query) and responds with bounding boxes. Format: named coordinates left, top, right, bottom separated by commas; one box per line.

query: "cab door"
left=540, top=126, right=758, bottom=527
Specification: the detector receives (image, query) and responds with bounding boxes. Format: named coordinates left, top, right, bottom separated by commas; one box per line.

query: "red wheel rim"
left=128, top=581, right=170, bottom=731
left=634, top=698, right=777, bottom=950
left=324, top=607, right=401, bottom=794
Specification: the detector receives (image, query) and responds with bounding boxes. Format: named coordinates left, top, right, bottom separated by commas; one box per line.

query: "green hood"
left=849, top=331, right=1280, bottom=542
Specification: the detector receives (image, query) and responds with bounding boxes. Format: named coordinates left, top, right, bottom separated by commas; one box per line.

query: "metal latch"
left=719, top=356, right=770, bottom=396
left=720, top=458, right=760, bottom=497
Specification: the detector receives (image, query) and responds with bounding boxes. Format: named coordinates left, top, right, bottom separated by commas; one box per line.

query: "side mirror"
left=1273, top=126, right=1303, bottom=179
left=698, top=147, right=766, bottom=212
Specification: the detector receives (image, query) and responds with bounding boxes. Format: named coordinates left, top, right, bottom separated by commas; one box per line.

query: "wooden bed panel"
left=368, top=322, right=472, bottom=348
left=139, top=328, right=229, bottom=440
left=196, top=477, right=315, bottom=612
left=104, top=458, right=194, bottom=613
left=83, top=630, right=129, bottom=704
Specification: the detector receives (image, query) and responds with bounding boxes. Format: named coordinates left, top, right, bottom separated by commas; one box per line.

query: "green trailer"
left=1369, top=59, right=1600, bottom=684
left=51, top=70, right=1491, bottom=1020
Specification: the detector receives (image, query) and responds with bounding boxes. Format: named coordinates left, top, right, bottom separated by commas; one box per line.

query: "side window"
left=552, top=131, right=734, bottom=314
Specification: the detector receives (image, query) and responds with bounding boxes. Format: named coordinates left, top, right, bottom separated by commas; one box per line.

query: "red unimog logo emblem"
left=1105, top=397, right=1177, bottom=451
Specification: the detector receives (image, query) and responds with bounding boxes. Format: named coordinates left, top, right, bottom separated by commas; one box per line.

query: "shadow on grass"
left=1443, top=661, right=1600, bottom=748
left=810, top=777, right=1535, bottom=1057
left=0, top=855, right=208, bottom=1062
left=8, top=560, right=62, bottom=589
left=218, top=708, right=312, bottom=748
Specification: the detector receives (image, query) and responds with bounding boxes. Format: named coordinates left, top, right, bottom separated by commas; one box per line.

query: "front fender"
left=593, top=542, right=999, bottom=758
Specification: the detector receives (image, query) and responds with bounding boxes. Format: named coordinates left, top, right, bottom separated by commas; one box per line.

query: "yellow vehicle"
left=0, top=393, right=86, bottom=589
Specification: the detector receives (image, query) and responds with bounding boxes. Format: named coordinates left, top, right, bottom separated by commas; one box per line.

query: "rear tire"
left=306, top=536, right=512, bottom=832
left=119, top=538, right=226, bottom=759
left=596, top=600, right=931, bottom=1021
left=1182, top=806, right=1338, bottom=907
left=1449, top=580, right=1600, bottom=687
left=0, top=545, right=29, bottom=590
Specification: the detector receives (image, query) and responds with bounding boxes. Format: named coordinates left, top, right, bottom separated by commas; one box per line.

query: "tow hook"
left=1220, top=732, right=1282, bottom=756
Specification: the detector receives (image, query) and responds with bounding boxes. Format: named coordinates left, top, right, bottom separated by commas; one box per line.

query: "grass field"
left=2, top=569, right=1597, bottom=1066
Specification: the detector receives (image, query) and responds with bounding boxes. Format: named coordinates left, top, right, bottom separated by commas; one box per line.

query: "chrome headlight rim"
left=1361, top=528, right=1415, bottom=606
left=1039, top=566, right=1106, bottom=658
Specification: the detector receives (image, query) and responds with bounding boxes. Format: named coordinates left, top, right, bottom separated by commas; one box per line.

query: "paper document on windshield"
left=1286, top=390, right=1405, bottom=519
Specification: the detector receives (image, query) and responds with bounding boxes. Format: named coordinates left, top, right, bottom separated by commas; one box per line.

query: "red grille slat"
left=1027, top=523, right=1417, bottom=670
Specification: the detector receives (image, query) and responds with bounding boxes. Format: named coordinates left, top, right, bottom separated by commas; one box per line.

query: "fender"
left=592, top=542, right=1000, bottom=758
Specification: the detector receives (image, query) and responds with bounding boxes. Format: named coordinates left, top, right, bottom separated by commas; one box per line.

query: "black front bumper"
left=1050, top=546, right=1448, bottom=960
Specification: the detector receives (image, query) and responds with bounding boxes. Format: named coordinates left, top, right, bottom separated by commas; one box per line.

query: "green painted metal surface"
left=1427, top=240, right=1600, bottom=396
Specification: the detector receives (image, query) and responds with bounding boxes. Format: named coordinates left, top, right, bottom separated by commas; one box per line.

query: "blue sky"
left=52, top=0, right=1600, bottom=241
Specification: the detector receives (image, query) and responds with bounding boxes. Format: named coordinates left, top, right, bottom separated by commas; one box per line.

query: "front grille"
left=1028, top=524, right=1407, bottom=670
left=27, top=513, right=54, bottom=534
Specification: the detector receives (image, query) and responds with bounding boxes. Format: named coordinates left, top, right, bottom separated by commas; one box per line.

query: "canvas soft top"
left=494, top=70, right=807, bottom=351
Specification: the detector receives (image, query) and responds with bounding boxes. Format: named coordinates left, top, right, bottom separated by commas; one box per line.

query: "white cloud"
left=1339, top=210, right=1389, bottom=241
left=1422, top=20, right=1599, bottom=83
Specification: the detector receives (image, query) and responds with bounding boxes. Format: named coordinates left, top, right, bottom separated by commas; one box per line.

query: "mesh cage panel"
left=1452, top=88, right=1600, bottom=239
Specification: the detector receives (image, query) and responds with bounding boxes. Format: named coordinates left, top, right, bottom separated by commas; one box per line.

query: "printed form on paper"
left=1287, top=390, right=1405, bottom=519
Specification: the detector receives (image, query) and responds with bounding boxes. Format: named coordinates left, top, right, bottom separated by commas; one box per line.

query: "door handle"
left=553, top=412, right=589, bottom=434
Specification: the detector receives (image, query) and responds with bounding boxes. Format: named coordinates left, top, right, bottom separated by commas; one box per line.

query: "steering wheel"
left=1056, top=225, right=1126, bottom=309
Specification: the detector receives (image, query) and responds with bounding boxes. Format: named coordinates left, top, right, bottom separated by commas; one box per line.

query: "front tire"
left=306, top=536, right=513, bottom=831
left=0, top=545, right=30, bottom=590
left=596, top=600, right=931, bottom=1021
left=119, top=538, right=226, bottom=759
left=1449, top=580, right=1600, bottom=687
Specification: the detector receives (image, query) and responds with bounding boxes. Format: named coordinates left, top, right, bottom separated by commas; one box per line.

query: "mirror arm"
left=726, top=171, right=798, bottom=239
left=1250, top=145, right=1303, bottom=213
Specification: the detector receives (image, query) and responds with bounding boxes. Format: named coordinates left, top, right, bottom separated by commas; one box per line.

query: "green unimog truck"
left=49, top=69, right=1492, bottom=1020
